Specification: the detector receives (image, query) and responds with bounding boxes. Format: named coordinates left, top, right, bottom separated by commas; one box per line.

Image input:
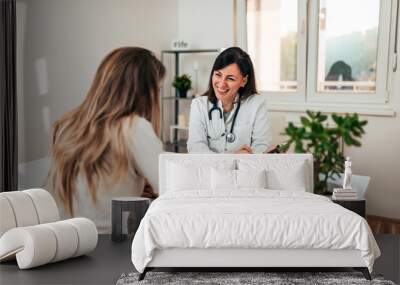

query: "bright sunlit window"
left=317, top=0, right=379, bottom=93
left=247, top=0, right=298, bottom=92
left=246, top=0, right=397, bottom=115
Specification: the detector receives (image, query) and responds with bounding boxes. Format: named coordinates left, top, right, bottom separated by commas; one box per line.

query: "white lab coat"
left=187, top=94, right=272, bottom=153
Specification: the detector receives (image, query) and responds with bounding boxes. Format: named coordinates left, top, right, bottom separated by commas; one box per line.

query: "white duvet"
left=131, top=190, right=380, bottom=273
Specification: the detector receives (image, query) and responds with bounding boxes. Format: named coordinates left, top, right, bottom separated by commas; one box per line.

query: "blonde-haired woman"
left=47, top=47, right=165, bottom=233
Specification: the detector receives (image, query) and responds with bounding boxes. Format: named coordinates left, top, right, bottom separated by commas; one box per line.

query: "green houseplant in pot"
left=279, top=110, right=368, bottom=195
left=172, top=74, right=192, bottom=98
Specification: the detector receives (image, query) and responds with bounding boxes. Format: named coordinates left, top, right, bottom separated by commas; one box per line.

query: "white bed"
left=131, top=154, right=380, bottom=280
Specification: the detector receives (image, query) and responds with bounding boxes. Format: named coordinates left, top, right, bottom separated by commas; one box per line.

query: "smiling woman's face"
left=212, top=63, right=247, bottom=104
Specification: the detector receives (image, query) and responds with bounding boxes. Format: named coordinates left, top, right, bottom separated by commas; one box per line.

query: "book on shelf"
left=332, top=188, right=358, bottom=200
left=332, top=195, right=358, bottom=200
left=332, top=193, right=358, bottom=200
left=333, top=188, right=356, bottom=193
left=333, top=192, right=357, bottom=196
left=333, top=188, right=356, bottom=194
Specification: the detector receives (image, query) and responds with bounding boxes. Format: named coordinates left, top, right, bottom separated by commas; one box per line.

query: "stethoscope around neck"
left=207, top=98, right=241, bottom=143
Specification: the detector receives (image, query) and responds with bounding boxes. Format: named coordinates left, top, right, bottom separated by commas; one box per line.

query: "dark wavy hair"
left=204, top=47, right=258, bottom=104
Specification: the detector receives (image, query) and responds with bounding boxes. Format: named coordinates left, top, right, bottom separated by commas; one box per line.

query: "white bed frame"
left=140, top=154, right=371, bottom=280
left=148, top=248, right=365, bottom=268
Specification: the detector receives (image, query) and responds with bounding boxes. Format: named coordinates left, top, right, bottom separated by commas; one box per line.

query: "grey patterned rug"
left=116, top=271, right=396, bottom=285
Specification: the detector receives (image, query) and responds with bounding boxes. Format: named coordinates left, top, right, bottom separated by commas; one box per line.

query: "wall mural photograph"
left=1, top=0, right=399, bottom=284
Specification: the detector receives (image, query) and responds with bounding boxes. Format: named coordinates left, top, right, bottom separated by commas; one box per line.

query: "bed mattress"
left=131, top=189, right=380, bottom=273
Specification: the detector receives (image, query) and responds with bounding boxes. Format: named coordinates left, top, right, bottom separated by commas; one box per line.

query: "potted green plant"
left=172, top=74, right=192, bottom=98
left=279, top=110, right=368, bottom=195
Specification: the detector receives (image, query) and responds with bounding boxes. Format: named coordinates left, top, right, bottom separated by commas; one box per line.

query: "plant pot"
left=177, top=89, right=188, bottom=98
left=314, top=180, right=329, bottom=195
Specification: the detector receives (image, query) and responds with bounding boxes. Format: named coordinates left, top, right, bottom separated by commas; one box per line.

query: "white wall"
left=177, top=0, right=234, bottom=49
left=164, top=0, right=236, bottom=141
left=17, top=0, right=179, bottom=163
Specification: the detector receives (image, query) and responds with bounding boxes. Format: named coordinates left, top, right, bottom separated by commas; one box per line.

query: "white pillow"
left=236, top=169, right=267, bottom=189
left=211, top=168, right=236, bottom=190
left=167, top=160, right=235, bottom=191
left=266, top=166, right=307, bottom=191
left=238, top=159, right=308, bottom=191
left=211, top=168, right=267, bottom=190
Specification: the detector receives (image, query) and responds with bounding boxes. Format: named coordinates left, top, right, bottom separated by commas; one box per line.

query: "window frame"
left=307, top=0, right=391, bottom=104
left=240, top=0, right=398, bottom=116
left=245, top=0, right=308, bottom=102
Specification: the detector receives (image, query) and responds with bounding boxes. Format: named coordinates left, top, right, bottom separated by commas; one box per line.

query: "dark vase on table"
left=177, top=89, right=188, bottom=98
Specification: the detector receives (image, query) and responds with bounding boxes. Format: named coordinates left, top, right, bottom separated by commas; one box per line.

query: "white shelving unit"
left=160, top=49, right=219, bottom=152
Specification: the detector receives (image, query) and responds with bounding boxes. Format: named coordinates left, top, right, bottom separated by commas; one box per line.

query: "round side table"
left=111, top=197, right=150, bottom=242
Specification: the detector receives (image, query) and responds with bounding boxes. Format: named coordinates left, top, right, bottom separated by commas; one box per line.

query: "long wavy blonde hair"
left=48, top=47, right=165, bottom=216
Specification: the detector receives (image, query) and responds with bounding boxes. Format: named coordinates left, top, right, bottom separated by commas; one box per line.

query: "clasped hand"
left=234, top=145, right=253, bottom=154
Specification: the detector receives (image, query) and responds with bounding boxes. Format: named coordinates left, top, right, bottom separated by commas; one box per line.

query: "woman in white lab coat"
left=187, top=47, right=272, bottom=154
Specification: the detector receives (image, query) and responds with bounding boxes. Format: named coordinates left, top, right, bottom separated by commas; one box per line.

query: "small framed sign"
left=171, top=40, right=190, bottom=50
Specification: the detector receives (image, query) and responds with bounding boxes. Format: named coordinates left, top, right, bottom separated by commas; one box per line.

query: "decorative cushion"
left=0, top=226, right=57, bottom=268
left=166, top=160, right=235, bottom=191
left=23, top=188, right=60, bottom=223
left=42, top=221, right=78, bottom=262
left=0, top=189, right=98, bottom=269
left=0, top=196, right=16, bottom=237
left=0, top=218, right=97, bottom=269
left=236, top=169, right=267, bottom=189
left=266, top=164, right=307, bottom=191
left=211, top=168, right=236, bottom=190
left=1, top=191, right=39, bottom=227
left=237, top=159, right=308, bottom=191
left=0, top=189, right=59, bottom=237
left=211, top=168, right=267, bottom=190
left=65, top=218, right=98, bottom=257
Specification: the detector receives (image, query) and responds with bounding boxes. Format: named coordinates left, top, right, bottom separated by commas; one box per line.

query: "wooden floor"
left=0, top=234, right=398, bottom=285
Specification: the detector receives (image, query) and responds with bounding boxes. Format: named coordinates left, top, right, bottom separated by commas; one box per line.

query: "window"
left=247, top=0, right=299, bottom=92
left=316, top=0, right=379, bottom=94
left=245, top=0, right=398, bottom=115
